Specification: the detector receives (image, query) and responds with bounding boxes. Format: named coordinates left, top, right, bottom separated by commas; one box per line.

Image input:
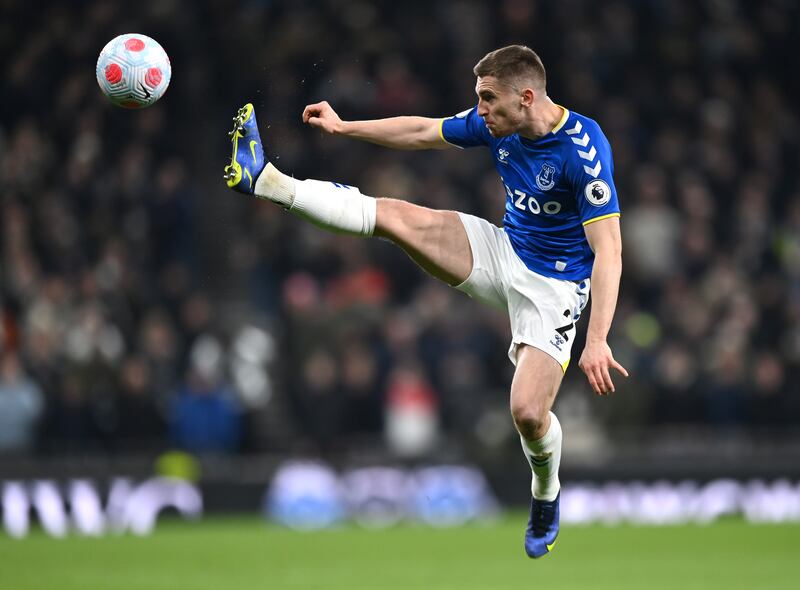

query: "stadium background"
left=1, top=0, right=799, bottom=585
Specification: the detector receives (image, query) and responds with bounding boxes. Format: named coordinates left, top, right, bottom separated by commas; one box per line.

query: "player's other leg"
left=511, top=344, right=565, bottom=558
left=224, top=103, right=376, bottom=235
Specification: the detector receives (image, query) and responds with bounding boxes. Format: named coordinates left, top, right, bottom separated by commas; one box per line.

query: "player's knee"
left=510, top=404, right=548, bottom=440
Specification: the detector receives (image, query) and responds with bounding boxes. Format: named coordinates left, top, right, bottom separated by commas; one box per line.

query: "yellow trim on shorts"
left=561, top=359, right=570, bottom=373
left=582, top=212, right=621, bottom=227
left=551, top=105, right=569, bottom=134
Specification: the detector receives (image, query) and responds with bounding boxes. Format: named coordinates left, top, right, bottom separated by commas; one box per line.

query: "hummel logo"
left=139, top=83, right=152, bottom=100
left=498, top=148, right=509, bottom=164
left=570, top=132, right=590, bottom=147
left=583, top=161, right=602, bottom=178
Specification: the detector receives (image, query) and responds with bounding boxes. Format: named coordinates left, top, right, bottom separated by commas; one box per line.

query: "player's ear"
left=520, top=87, right=535, bottom=107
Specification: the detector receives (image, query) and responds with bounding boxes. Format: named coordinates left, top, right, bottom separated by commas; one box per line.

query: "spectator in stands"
left=0, top=351, right=44, bottom=453
left=168, top=336, right=242, bottom=454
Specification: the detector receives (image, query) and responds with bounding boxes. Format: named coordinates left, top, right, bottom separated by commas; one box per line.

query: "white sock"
left=254, top=163, right=376, bottom=236
left=520, top=411, right=562, bottom=501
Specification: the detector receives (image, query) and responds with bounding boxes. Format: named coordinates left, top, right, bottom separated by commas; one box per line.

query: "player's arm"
left=303, top=101, right=450, bottom=150
left=578, top=217, right=629, bottom=396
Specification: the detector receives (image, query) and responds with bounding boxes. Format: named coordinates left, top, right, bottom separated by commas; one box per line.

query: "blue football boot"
left=524, top=492, right=560, bottom=558
left=223, top=103, right=266, bottom=194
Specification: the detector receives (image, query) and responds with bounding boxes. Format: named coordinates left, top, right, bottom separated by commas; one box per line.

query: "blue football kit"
left=221, top=98, right=619, bottom=560
left=440, top=106, right=620, bottom=281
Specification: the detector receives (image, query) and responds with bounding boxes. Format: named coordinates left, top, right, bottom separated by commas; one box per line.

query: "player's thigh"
left=374, top=198, right=473, bottom=286
left=509, top=344, right=564, bottom=426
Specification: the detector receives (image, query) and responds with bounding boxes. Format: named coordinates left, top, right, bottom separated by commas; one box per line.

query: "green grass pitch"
left=1, top=515, right=798, bottom=589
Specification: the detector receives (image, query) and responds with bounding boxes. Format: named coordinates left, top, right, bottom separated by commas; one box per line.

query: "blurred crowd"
left=1, top=0, right=798, bottom=459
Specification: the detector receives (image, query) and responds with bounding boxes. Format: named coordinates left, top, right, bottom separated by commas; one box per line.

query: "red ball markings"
left=104, top=63, right=123, bottom=84
left=145, top=68, right=163, bottom=88
left=124, top=38, right=145, bottom=52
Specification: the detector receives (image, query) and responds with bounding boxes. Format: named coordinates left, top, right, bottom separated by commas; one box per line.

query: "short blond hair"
left=473, top=45, right=546, bottom=91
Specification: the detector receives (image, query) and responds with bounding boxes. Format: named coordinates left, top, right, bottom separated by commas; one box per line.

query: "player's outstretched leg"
left=223, top=103, right=376, bottom=236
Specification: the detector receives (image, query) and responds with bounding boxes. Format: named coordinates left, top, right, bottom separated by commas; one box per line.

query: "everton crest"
left=535, top=162, right=556, bottom=191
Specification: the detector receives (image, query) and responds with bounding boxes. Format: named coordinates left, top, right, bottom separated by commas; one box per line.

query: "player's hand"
left=302, top=101, right=344, bottom=135
left=577, top=340, right=628, bottom=396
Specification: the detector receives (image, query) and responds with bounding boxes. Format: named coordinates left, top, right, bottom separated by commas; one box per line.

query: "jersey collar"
left=550, top=105, right=569, bottom=134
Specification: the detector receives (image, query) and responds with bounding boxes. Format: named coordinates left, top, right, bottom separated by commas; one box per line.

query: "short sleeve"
left=566, top=122, right=621, bottom=225
left=440, top=106, right=492, bottom=148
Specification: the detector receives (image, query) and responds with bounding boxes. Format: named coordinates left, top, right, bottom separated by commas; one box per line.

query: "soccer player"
left=224, top=45, right=628, bottom=558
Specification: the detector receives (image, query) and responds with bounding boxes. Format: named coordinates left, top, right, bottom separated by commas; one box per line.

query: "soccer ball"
left=96, top=34, right=171, bottom=109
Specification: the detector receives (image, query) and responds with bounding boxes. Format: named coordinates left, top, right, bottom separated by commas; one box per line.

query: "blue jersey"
left=441, top=106, right=620, bottom=281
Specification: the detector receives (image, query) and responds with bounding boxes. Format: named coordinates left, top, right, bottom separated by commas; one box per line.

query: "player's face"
left=475, top=76, right=525, bottom=137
